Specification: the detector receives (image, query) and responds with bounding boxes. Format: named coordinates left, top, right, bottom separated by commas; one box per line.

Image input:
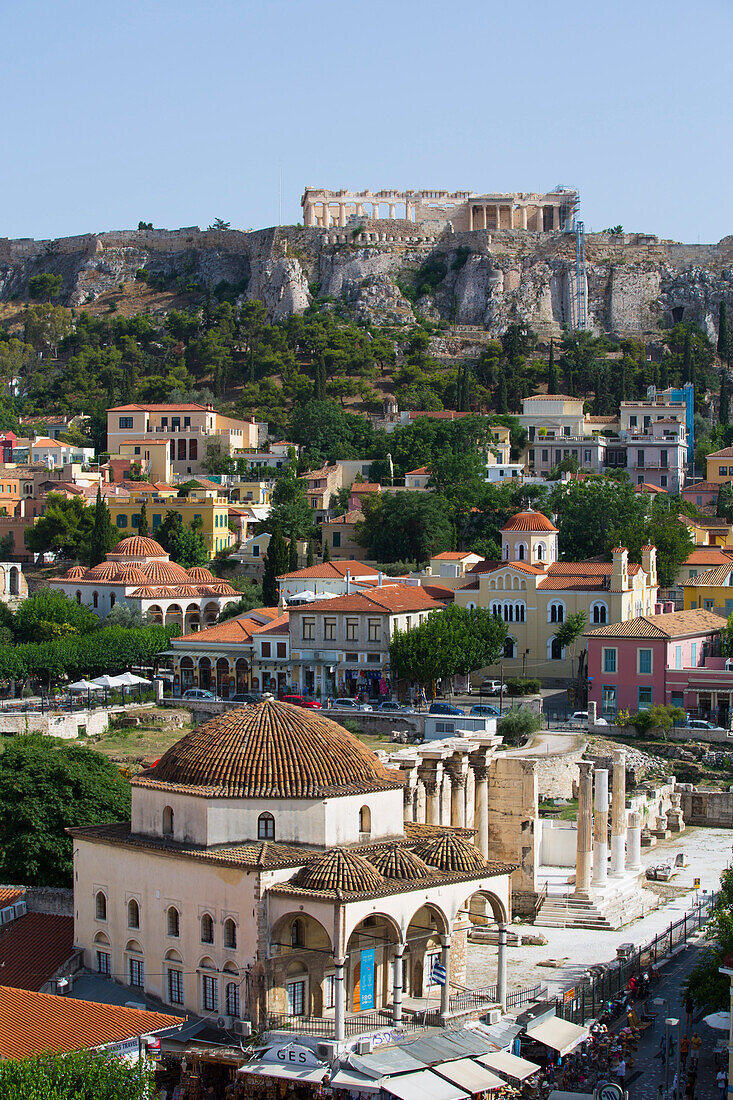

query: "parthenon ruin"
left=301, top=187, right=579, bottom=233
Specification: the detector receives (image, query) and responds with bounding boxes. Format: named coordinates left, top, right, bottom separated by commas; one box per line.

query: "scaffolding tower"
left=575, top=219, right=588, bottom=330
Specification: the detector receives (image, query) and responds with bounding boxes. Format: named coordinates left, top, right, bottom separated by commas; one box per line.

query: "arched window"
left=257, top=812, right=275, bottom=840
left=75, top=590, right=82, bottom=604
left=162, top=806, right=174, bottom=836
left=491, top=602, right=502, bottom=618
left=167, top=906, right=180, bottom=938
left=502, top=543, right=509, bottom=560
left=291, top=919, right=305, bottom=948
left=359, top=806, right=371, bottom=836
left=536, top=542, right=545, bottom=561
left=127, top=899, right=140, bottom=929
left=516, top=602, right=526, bottom=622
left=591, top=601, right=608, bottom=624
left=92, top=591, right=99, bottom=609
left=517, top=543, right=525, bottom=561
left=226, top=981, right=240, bottom=1017
left=201, top=913, right=214, bottom=944
left=110, top=593, right=116, bottom=608
left=503, top=604, right=514, bottom=622
left=504, top=636, right=516, bottom=659
left=549, top=602, right=565, bottom=624
left=551, top=637, right=563, bottom=661
left=95, top=891, right=107, bottom=921
left=224, top=918, right=237, bottom=949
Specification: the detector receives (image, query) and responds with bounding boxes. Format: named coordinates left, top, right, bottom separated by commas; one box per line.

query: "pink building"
left=681, top=481, right=720, bottom=509
left=586, top=608, right=724, bottom=720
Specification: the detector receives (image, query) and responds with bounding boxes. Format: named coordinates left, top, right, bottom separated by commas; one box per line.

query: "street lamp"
left=523, top=648, right=530, bottom=677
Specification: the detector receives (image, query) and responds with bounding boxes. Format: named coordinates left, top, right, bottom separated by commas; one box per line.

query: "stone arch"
left=165, top=603, right=183, bottom=630
left=184, top=603, right=200, bottom=633
left=198, top=657, right=212, bottom=690
left=179, top=657, right=194, bottom=691
left=125, top=937, right=143, bottom=955
left=462, top=888, right=508, bottom=925
left=164, top=948, right=182, bottom=963
left=198, top=954, right=217, bottom=971
left=93, top=930, right=110, bottom=946
left=504, top=635, right=517, bottom=659
left=216, top=657, right=231, bottom=698
left=270, top=911, right=333, bottom=955
left=8, top=567, right=19, bottom=596
left=203, top=601, right=219, bottom=627
left=162, top=805, right=174, bottom=836
left=591, top=600, right=608, bottom=624
left=235, top=658, right=249, bottom=693
left=148, top=604, right=163, bottom=624
left=548, top=635, right=564, bottom=661
left=548, top=600, right=565, bottom=624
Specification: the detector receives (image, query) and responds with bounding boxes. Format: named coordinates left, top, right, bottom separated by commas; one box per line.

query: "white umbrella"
left=704, top=1012, right=730, bottom=1030
left=92, top=674, right=128, bottom=689
left=68, top=679, right=103, bottom=692
left=115, top=672, right=151, bottom=686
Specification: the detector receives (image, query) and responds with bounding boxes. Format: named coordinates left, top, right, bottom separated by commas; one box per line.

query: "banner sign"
left=360, top=948, right=375, bottom=1010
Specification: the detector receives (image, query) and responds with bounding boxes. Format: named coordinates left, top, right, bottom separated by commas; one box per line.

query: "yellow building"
left=706, top=446, right=733, bottom=485
left=682, top=565, right=733, bottom=616
left=107, top=491, right=235, bottom=559
left=454, top=510, right=659, bottom=679
left=229, top=481, right=272, bottom=506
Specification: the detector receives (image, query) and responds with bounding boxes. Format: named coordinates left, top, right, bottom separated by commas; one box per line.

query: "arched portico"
left=345, top=912, right=402, bottom=1019
left=165, top=603, right=183, bottom=630
left=267, top=911, right=334, bottom=1020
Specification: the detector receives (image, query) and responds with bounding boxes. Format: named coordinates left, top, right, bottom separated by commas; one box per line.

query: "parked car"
left=479, top=679, right=507, bottom=696
left=686, top=719, right=728, bottom=732
left=333, top=698, right=373, bottom=712
left=231, top=692, right=263, bottom=704
left=568, top=710, right=589, bottom=727
left=429, top=702, right=465, bottom=716
left=280, top=694, right=322, bottom=709
left=470, top=704, right=500, bottom=717
left=379, top=701, right=415, bottom=713
left=182, top=688, right=217, bottom=700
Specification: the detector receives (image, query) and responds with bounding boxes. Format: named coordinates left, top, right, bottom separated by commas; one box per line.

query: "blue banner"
left=359, top=948, right=375, bottom=1010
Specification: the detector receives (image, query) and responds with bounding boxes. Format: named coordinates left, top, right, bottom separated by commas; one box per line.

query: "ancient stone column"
left=389, top=204, right=396, bottom=219
left=592, top=769, right=609, bottom=887
left=495, top=205, right=501, bottom=229
left=611, top=750, right=627, bottom=876
left=472, top=764, right=489, bottom=857
left=338, top=204, right=346, bottom=227
left=356, top=202, right=363, bottom=218
left=449, top=767, right=468, bottom=829
left=392, top=942, right=405, bottom=1026
left=322, top=202, right=330, bottom=229
left=334, top=956, right=346, bottom=1041
left=424, top=779, right=440, bottom=825
left=574, top=760, right=593, bottom=898
left=482, top=206, right=488, bottom=231
left=497, top=924, right=508, bottom=1010
left=626, top=811, right=642, bottom=872
left=521, top=206, right=528, bottom=230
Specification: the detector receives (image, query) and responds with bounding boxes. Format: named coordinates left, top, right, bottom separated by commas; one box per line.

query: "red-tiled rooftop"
left=0, top=985, right=182, bottom=1059
left=0, top=912, right=75, bottom=991
left=0, top=888, right=24, bottom=909
left=500, top=511, right=558, bottom=533
left=279, top=561, right=378, bottom=580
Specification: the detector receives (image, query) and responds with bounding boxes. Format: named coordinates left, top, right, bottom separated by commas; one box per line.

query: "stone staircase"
left=536, top=879, right=649, bottom=931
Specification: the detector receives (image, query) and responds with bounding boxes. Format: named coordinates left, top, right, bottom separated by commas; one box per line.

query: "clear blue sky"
left=2, top=0, right=731, bottom=243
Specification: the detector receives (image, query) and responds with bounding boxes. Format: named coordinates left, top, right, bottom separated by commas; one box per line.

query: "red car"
left=280, top=694, right=322, bottom=710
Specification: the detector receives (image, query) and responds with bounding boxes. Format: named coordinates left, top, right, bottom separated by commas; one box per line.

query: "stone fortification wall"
left=680, top=787, right=733, bottom=827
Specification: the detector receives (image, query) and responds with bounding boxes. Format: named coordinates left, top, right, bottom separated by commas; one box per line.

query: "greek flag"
left=431, top=961, right=447, bottom=986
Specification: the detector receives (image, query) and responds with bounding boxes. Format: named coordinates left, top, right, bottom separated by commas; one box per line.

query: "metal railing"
left=265, top=1010, right=428, bottom=1037
left=553, top=894, right=716, bottom=1025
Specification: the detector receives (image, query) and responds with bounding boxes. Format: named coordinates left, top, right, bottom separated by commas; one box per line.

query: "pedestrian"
left=690, top=1032, right=702, bottom=1066
left=717, top=1069, right=728, bottom=1100
left=686, top=1073, right=696, bottom=1100
left=685, top=993, right=695, bottom=1028
left=681, top=1034, right=690, bottom=1071
left=617, top=1057, right=626, bottom=1087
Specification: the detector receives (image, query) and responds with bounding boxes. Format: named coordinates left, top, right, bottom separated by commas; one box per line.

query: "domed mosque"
left=71, top=700, right=514, bottom=1035
left=50, top=535, right=240, bottom=632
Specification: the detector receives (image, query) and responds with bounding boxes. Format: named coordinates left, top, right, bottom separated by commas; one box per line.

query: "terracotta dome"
left=292, top=848, right=385, bottom=893
left=113, top=564, right=148, bottom=585
left=63, top=565, right=86, bottom=579
left=204, top=581, right=238, bottom=595
left=85, top=561, right=123, bottom=581
left=139, top=560, right=191, bottom=584
left=412, top=833, right=488, bottom=873
left=500, top=510, right=557, bottom=533
left=367, top=844, right=432, bottom=881
left=187, top=566, right=216, bottom=582
left=135, top=700, right=404, bottom=799
left=109, top=535, right=168, bottom=559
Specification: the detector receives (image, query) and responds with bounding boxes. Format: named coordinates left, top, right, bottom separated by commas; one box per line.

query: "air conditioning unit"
left=355, top=1038, right=371, bottom=1055
left=13, top=901, right=26, bottom=919
left=233, top=1020, right=252, bottom=1037
left=0, top=907, right=13, bottom=925
left=217, top=1015, right=233, bottom=1030
left=317, top=1041, right=338, bottom=1061
left=484, top=1009, right=501, bottom=1024
left=56, top=978, right=70, bottom=996
left=126, top=1001, right=146, bottom=1010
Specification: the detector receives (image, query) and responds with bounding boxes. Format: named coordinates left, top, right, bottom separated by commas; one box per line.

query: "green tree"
left=322, top=538, right=331, bottom=562
left=138, top=499, right=149, bottom=536
left=497, top=705, right=543, bottom=745
left=28, top=273, right=63, bottom=301
left=24, top=494, right=95, bottom=560
left=262, top=527, right=289, bottom=605
left=685, top=867, right=733, bottom=1011
left=307, top=540, right=314, bottom=566
left=88, top=487, right=117, bottom=567
left=390, top=605, right=507, bottom=689
left=0, top=736, right=132, bottom=887
left=24, top=303, right=72, bottom=356
left=547, top=339, right=558, bottom=393
left=288, top=534, right=299, bottom=571
left=13, top=589, right=98, bottom=642
left=356, top=492, right=453, bottom=564
left=555, top=611, right=587, bottom=675
left=217, top=583, right=264, bottom=622
left=208, top=218, right=231, bottom=230
left=0, top=1048, right=153, bottom=1098
left=548, top=479, right=646, bottom=560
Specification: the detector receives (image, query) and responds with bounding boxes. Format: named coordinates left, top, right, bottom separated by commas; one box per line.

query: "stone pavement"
left=623, top=940, right=722, bottom=1100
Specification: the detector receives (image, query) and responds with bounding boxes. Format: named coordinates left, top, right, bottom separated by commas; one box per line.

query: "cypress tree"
left=138, top=500, right=149, bottom=536
left=288, top=534, right=298, bottom=571
left=721, top=368, right=730, bottom=426
left=262, top=527, right=289, bottom=606
left=547, top=340, right=558, bottom=393
left=322, top=539, right=331, bottom=563
left=719, top=301, right=728, bottom=359
left=496, top=370, right=508, bottom=414
left=307, top=540, right=314, bottom=567
left=89, top=488, right=116, bottom=567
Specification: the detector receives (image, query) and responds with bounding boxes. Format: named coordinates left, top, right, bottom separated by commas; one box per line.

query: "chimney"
left=346, top=570, right=351, bottom=594
left=378, top=571, right=383, bottom=587
left=610, top=546, right=629, bottom=592
left=641, top=544, right=657, bottom=588
left=654, top=602, right=663, bottom=615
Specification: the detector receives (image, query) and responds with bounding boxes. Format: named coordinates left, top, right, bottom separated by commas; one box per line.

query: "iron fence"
left=552, top=894, right=716, bottom=1025
left=265, top=1011, right=428, bottom=1037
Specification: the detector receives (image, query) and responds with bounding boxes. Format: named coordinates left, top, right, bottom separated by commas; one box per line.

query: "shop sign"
left=263, top=1043, right=323, bottom=1067
left=360, top=948, right=375, bottom=1010
left=109, top=1037, right=140, bottom=1060
left=563, top=987, right=576, bottom=1003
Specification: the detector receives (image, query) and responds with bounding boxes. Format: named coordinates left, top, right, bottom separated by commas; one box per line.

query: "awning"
left=478, top=1051, right=541, bottom=1081
left=525, top=1017, right=589, bottom=1056
left=238, top=1061, right=330, bottom=1084
left=381, top=1069, right=469, bottom=1100
left=330, top=1068, right=383, bottom=1093
left=433, top=1058, right=506, bottom=1094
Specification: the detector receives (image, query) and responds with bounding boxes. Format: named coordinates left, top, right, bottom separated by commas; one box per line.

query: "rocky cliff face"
left=2, top=224, right=733, bottom=342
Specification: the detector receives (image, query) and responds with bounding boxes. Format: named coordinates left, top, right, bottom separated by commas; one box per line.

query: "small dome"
left=85, top=561, right=123, bottom=581
left=135, top=700, right=403, bottom=799
left=187, top=566, right=216, bottom=582
left=113, top=564, right=148, bottom=585
left=412, top=833, right=488, bottom=873
left=109, top=535, right=168, bottom=559
left=500, top=510, right=557, bottom=533
left=63, top=565, right=86, bottom=579
left=139, top=560, right=191, bottom=584
left=292, top=848, right=385, bottom=893
left=204, top=581, right=238, bottom=595
left=367, top=844, right=432, bottom=881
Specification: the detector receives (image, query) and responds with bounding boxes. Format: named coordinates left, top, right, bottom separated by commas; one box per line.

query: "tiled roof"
left=109, top=535, right=166, bottom=557
left=186, top=566, right=216, bottom=582
left=586, top=415, right=619, bottom=423
left=685, top=549, right=733, bottom=565
left=500, top=511, right=558, bottom=533
left=0, top=888, right=24, bottom=908
left=524, top=394, right=573, bottom=400
left=324, top=510, right=362, bottom=525
left=292, top=849, right=385, bottom=892
left=251, top=613, right=289, bottom=636
left=0, top=912, right=75, bottom=991
left=707, top=446, right=733, bottom=459
left=279, top=561, right=378, bottom=580
left=0, top=985, right=182, bottom=1059
left=63, top=565, right=86, bottom=579
left=413, top=832, right=489, bottom=873
left=407, top=410, right=471, bottom=419
left=405, top=466, right=429, bottom=475
left=139, top=560, right=191, bottom=584
left=109, top=402, right=208, bottom=411
left=350, top=482, right=381, bottom=492
left=586, top=609, right=724, bottom=639
left=432, top=551, right=475, bottom=560
left=299, top=587, right=440, bottom=615
left=537, top=560, right=642, bottom=592
left=634, top=483, right=669, bottom=494
left=368, top=844, right=432, bottom=881
left=420, top=585, right=455, bottom=602
left=176, top=614, right=264, bottom=644
left=31, top=438, right=65, bottom=448
left=682, top=482, right=721, bottom=494
left=132, top=700, right=404, bottom=799
left=682, top=566, right=733, bottom=587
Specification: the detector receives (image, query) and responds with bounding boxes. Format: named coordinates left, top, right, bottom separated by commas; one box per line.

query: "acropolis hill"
left=2, top=186, right=733, bottom=342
